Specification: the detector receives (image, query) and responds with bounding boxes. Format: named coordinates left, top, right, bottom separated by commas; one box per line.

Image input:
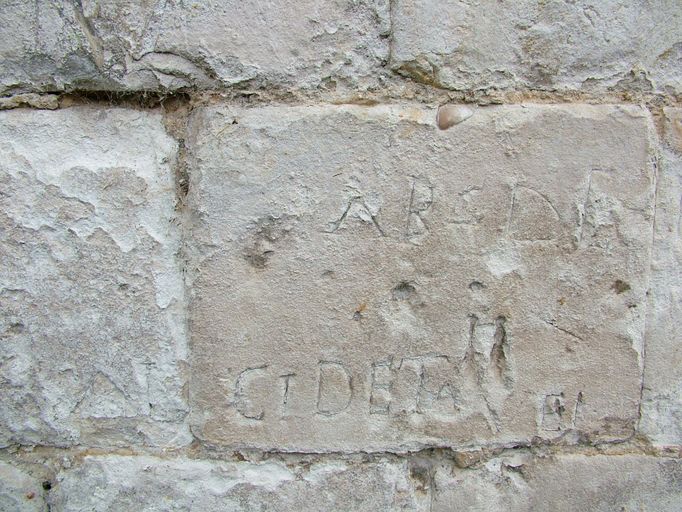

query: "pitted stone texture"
left=390, top=1, right=682, bottom=94
left=46, top=453, right=682, bottom=511
left=187, top=103, right=654, bottom=451
left=0, top=108, right=189, bottom=447
left=0, top=461, right=47, bottom=512
left=641, top=108, right=682, bottom=445
left=430, top=454, right=682, bottom=511
left=0, top=0, right=389, bottom=95
left=50, top=455, right=417, bottom=511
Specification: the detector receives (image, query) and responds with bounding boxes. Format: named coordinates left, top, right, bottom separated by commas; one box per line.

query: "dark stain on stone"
left=612, top=280, right=631, bottom=294
left=408, top=463, right=431, bottom=493
left=243, top=215, right=295, bottom=269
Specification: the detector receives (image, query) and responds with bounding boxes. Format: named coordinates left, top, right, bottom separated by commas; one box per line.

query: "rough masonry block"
left=0, top=107, right=189, bottom=447
left=0, top=0, right=389, bottom=95
left=0, top=460, right=46, bottom=512
left=430, top=454, right=682, bottom=511
left=187, top=103, right=655, bottom=451
left=640, top=107, right=682, bottom=445
left=391, top=0, right=682, bottom=94
left=50, top=455, right=416, bottom=511
left=46, top=453, right=682, bottom=511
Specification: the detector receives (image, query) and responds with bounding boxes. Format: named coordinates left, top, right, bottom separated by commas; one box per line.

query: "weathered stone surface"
left=391, top=0, right=682, bottom=94
left=0, top=107, right=189, bottom=447
left=50, top=455, right=417, bottom=511
left=431, top=454, right=682, bottom=511
left=641, top=108, right=682, bottom=445
left=187, top=103, right=654, bottom=451
left=46, top=452, right=682, bottom=511
left=0, top=0, right=680, bottom=505
left=0, top=94, right=59, bottom=111
left=0, top=460, right=47, bottom=512
left=0, top=0, right=389, bottom=95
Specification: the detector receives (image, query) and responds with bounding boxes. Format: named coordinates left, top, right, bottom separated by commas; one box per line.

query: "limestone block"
left=0, top=461, right=47, bottom=512
left=49, top=455, right=417, bottom=511
left=431, top=454, right=682, bottom=511
left=0, top=108, right=189, bottom=447
left=640, top=108, right=682, bottom=445
left=187, top=103, right=655, bottom=451
left=47, top=453, right=682, bottom=511
left=0, top=0, right=389, bottom=95
left=390, top=0, right=682, bottom=94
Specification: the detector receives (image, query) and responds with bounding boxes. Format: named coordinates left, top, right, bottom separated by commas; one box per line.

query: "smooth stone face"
left=390, top=0, right=682, bottom=94
left=187, top=103, right=654, bottom=451
left=50, top=455, right=418, bottom=511
left=0, top=108, right=189, bottom=447
left=0, top=461, right=46, bottom=512
left=431, top=454, right=682, bottom=512
left=640, top=108, right=682, bottom=445
left=436, top=104, right=474, bottom=130
left=0, top=0, right=388, bottom=95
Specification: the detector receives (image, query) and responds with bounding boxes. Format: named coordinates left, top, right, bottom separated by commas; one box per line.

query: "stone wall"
left=0, top=1, right=680, bottom=510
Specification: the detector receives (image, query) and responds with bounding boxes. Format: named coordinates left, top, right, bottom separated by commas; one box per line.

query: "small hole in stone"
left=8, top=322, right=24, bottom=334
left=392, top=281, right=416, bottom=301
left=612, top=280, right=631, bottom=294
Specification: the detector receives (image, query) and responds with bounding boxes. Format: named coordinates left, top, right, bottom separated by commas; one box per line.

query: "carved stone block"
left=187, top=104, right=654, bottom=451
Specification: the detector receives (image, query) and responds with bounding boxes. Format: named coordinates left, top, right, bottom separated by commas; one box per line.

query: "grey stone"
left=187, top=103, right=655, bottom=451
left=0, top=107, right=189, bottom=447
left=390, top=0, right=682, bottom=94
left=640, top=108, right=682, bottom=446
left=431, top=453, right=682, bottom=512
left=46, top=453, right=682, bottom=511
left=50, top=454, right=418, bottom=511
left=0, top=460, right=47, bottom=512
left=0, top=0, right=389, bottom=95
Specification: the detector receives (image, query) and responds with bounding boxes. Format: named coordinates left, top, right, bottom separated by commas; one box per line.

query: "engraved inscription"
left=74, top=371, right=135, bottom=419
left=391, top=355, right=459, bottom=415
left=369, top=360, right=391, bottom=415
left=235, top=366, right=268, bottom=420
left=541, top=393, right=566, bottom=431
left=540, top=391, right=585, bottom=431
left=325, top=195, right=385, bottom=236
left=406, top=177, right=433, bottom=242
left=507, top=185, right=562, bottom=241
left=576, top=169, right=618, bottom=249
left=279, top=373, right=296, bottom=417
left=317, top=361, right=353, bottom=416
left=320, top=174, right=614, bottom=245
left=227, top=316, right=512, bottom=421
